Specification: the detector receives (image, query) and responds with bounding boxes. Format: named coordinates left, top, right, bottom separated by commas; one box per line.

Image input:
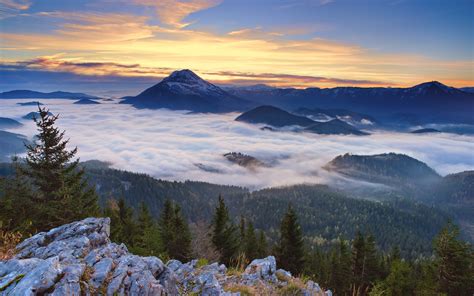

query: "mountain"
left=460, top=87, right=474, bottom=94
left=304, top=119, right=369, bottom=135
left=411, top=128, right=441, bottom=134
left=23, top=111, right=54, bottom=120
left=325, top=153, right=441, bottom=188
left=121, top=69, right=253, bottom=113
left=294, top=107, right=377, bottom=127
left=17, top=101, right=44, bottom=106
left=0, top=130, right=27, bottom=161
left=74, top=98, right=100, bottom=104
left=235, top=105, right=315, bottom=127
left=226, top=81, right=474, bottom=124
left=0, top=90, right=98, bottom=100
left=0, top=117, right=22, bottom=129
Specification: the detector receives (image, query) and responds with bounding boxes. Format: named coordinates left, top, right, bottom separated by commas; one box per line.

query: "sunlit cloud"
left=1, top=3, right=473, bottom=88
left=0, top=0, right=31, bottom=18
left=133, top=0, right=222, bottom=28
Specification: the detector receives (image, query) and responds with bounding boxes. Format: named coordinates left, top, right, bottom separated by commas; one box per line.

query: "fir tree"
left=211, top=195, right=238, bottom=265
left=244, top=221, right=258, bottom=261
left=21, top=106, right=98, bottom=230
left=256, top=230, right=268, bottom=258
left=134, top=202, right=162, bottom=256
left=433, top=222, right=474, bottom=296
left=170, top=204, right=192, bottom=262
left=0, top=158, right=36, bottom=234
left=277, top=204, right=305, bottom=275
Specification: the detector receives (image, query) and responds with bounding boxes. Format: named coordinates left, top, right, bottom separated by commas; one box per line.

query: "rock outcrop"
left=0, top=218, right=331, bottom=295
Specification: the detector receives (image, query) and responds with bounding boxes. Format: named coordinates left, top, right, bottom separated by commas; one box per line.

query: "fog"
left=1, top=99, right=473, bottom=189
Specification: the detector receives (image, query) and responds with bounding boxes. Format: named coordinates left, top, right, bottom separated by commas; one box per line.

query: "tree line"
left=0, top=107, right=472, bottom=295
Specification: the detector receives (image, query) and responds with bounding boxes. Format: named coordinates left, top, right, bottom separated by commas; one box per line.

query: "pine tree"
left=351, top=231, right=366, bottom=296
left=159, top=200, right=192, bottom=261
left=0, top=158, right=36, bottom=234
left=134, top=202, right=162, bottom=256
left=277, top=204, right=305, bottom=275
left=211, top=195, right=238, bottom=265
left=21, top=106, right=98, bottom=231
left=433, top=222, right=474, bottom=296
left=116, top=198, right=136, bottom=247
left=170, top=204, right=192, bottom=262
left=256, top=230, right=268, bottom=258
left=244, top=221, right=258, bottom=261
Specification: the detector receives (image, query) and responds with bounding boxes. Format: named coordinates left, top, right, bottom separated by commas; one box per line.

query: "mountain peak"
left=164, top=69, right=204, bottom=84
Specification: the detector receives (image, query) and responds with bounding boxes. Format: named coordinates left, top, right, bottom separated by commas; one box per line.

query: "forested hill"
left=83, top=165, right=448, bottom=257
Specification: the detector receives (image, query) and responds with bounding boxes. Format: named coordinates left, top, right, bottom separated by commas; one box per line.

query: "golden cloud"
left=133, top=0, right=222, bottom=28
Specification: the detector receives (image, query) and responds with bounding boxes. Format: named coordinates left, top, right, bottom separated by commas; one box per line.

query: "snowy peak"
left=159, top=69, right=225, bottom=96
left=164, top=69, right=205, bottom=84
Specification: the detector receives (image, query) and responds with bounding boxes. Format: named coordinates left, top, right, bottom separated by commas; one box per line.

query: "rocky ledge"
left=0, top=218, right=331, bottom=295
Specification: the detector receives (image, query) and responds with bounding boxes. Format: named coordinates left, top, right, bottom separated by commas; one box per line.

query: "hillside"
left=0, top=131, right=27, bottom=162
left=235, top=105, right=316, bottom=127
left=325, top=153, right=441, bottom=187
left=0, top=118, right=22, bottom=129
left=121, top=70, right=252, bottom=113
left=304, top=119, right=369, bottom=135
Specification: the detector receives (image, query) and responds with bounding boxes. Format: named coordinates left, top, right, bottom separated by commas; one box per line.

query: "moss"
left=196, top=258, right=209, bottom=268
left=278, top=282, right=304, bottom=296
left=0, top=273, right=25, bottom=292
left=225, top=284, right=256, bottom=296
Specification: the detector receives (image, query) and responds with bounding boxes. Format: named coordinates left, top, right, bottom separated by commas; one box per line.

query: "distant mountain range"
left=3, top=71, right=473, bottom=124
left=236, top=105, right=368, bottom=135
left=0, top=90, right=99, bottom=100
left=227, top=81, right=474, bottom=124
left=121, top=69, right=253, bottom=113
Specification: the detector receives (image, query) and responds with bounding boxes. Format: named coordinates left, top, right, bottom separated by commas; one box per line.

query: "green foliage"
left=211, top=195, right=239, bottom=266
left=433, top=222, right=474, bottom=296
left=277, top=205, right=305, bottom=275
left=159, top=199, right=192, bottom=262
left=244, top=222, right=258, bottom=261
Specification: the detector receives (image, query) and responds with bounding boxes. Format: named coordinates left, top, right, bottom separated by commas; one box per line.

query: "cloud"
left=133, top=0, right=222, bottom=28
left=0, top=0, right=31, bottom=18
left=1, top=6, right=473, bottom=88
left=1, top=100, right=473, bottom=190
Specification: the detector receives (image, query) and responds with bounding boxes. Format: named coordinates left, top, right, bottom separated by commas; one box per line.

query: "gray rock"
left=243, top=256, right=277, bottom=283
left=275, top=268, right=292, bottom=282
left=1, top=218, right=176, bottom=296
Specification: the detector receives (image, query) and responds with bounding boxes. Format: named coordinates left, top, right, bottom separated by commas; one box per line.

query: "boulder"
left=0, top=218, right=177, bottom=295
left=243, top=256, right=277, bottom=283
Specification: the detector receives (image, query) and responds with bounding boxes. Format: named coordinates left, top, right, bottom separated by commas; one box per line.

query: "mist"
left=1, top=99, right=473, bottom=189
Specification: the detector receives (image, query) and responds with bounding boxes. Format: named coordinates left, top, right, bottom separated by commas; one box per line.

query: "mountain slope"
left=235, top=105, right=315, bottom=127
left=0, top=90, right=98, bottom=100
left=304, top=119, right=369, bottom=135
left=0, top=117, right=22, bottom=129
left=325, top=153, right=441, bottom=187
left=121, top=69, right=253, bottom=113
left=74, top=98, right=100, bottom=104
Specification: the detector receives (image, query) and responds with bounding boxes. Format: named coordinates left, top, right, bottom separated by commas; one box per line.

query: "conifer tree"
left=211, top=195, right=238, bottom=265
left=277, top=204, right=305, bottom=275
left=134, top=202, right=162, bottom=256
left=433, top=222, right=474, bottom=296
left=351, top=231, right=366, bottom=296
left=159, top=200, right=192, bottom=261
left=244, top=221, right=258, bottom=261
left=256, top=230, right=268, bottom=258
left=116, top=198, right=136, bottom=247
left=21, top=106, right=98, bottom=230
left=170, top=204, right=192, bottom=262
left=0, top=158, right=36, bottom=234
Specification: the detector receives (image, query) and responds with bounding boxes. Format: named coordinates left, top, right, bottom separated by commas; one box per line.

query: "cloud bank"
left=1, top=99, right=473, bottom=189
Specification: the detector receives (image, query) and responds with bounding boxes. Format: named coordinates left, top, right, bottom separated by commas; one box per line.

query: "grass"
left=196, top=258, right=209, bottom=268
left=0, top=229, right=22, bottom=260
left=225, top=284, right=256, bottom=296
left=278, top=282, right=304, bottom=296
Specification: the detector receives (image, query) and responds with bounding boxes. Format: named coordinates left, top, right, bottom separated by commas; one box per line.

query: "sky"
left=0, top=0, right=473, bottom=94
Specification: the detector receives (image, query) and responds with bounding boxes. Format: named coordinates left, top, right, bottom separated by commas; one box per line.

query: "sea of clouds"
left=1, top=99, right=473, bottom=189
